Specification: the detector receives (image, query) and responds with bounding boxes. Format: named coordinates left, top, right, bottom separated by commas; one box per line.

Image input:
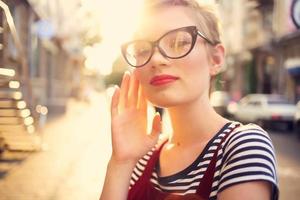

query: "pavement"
left=270, top=131, right=300, bottom=200
left=0, top=92, right=112, bottom=200
left=0, top=91, right=299, bottom=200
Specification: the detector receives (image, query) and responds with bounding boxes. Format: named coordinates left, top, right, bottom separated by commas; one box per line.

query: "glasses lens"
left=159, top=30, right=193, bottom=58
left=124, top=41, right=152, bottom=67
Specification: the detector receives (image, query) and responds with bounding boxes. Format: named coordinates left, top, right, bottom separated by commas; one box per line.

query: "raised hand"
left=110, top=71, right=162, bottom=163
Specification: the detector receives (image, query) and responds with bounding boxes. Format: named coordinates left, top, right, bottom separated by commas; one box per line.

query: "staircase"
left=0, top=1, right=43, bottom=153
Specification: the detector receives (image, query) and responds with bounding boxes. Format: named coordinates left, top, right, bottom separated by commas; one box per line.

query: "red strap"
left=143, top=140, right=168, bottom=180
left=196, top=123, right=240, bottom=198
left=128, top=140, right=168, bottom=199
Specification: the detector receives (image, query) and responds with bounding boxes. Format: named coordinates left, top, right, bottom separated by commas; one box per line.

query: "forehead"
left=134, top=6, right=197, bottom=41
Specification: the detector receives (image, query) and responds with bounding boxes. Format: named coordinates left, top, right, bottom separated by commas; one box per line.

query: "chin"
left=147, top=95, right=189, bottom=108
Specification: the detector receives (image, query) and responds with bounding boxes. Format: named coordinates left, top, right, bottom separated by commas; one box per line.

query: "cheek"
left=180, top=50, right=211, bottom=83
left=135, top=69, right=148, bottom=84
left=177, top=50, right=211, bottom=98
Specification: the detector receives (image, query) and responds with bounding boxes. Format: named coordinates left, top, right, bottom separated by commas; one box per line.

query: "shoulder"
left=218, top=123, right=278, bottom=196
left=222, top=123, right=277, bottom=167
left=222, top=123, right=275, bottom=155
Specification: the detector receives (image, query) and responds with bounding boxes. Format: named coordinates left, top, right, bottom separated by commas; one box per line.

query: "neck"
left=166, top=93, right=229, bottom=147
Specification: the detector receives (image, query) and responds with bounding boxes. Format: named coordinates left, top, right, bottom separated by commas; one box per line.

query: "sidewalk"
left=270, top=132, right=300, bottom=200
left=0, top=91, right=112, bottom=200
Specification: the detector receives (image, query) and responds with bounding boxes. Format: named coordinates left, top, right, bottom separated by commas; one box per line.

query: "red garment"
left=128, top=124, right=239, bottom=200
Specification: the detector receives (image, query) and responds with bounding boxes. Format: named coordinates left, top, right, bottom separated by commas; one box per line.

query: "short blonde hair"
left=140, top=0, right=222, bottom=45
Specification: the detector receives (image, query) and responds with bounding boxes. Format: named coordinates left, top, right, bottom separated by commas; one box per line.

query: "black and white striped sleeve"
left=218, top=124, right=279, bottom=198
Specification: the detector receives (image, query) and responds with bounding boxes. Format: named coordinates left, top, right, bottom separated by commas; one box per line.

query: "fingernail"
left=122, top=71, right=128, bottom=79
left=124, top=71, right=130, bottom=76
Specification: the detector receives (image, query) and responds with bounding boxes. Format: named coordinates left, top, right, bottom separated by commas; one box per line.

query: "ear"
left=209, top=44, right=225, bottom=76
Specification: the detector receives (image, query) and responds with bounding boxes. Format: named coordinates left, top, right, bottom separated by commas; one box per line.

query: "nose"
left=149, top=47, right=170, bottom=67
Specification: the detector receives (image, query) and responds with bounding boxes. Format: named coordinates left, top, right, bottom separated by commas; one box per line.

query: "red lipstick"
left=150, top=74, right=179, bottom=86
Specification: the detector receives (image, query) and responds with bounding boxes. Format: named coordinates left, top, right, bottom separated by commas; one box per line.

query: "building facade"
left=2, top=0, right=77, bottom=114
left=219, top=0, right=300, bottom=102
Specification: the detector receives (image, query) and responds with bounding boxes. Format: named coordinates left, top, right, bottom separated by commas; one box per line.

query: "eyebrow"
left=132, top=31, right=161, bottom=42
left=132, top=26, right=191, bottom=42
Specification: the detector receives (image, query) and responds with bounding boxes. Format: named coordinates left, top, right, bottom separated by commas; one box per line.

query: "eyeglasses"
left=121, top=26, right=217, bottom=68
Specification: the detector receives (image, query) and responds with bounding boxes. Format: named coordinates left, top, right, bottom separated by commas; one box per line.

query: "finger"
left=119, top=71, right=130, bottom=112
left=137, top=86, right=147, bottom=113
left=111, top=86, right=120, bottom=118
left=128, top=71, right=139, bottom=108
left=149, top=112, right=162, bottom=142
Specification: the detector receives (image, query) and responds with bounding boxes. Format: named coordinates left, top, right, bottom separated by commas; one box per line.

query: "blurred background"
left=0, top=0, right=299, bottom=199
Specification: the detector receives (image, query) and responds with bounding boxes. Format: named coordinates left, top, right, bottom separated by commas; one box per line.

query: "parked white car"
left=229, top=94, right=297, bottom=130
left=210, top=91, right=231, bottom=117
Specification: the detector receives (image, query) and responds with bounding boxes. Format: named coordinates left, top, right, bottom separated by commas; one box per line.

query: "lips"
left=150, top=74, right=179, bottom=86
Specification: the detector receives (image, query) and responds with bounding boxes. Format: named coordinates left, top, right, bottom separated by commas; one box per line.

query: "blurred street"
left=0, top=91, right=112, bottom=200
left=0, top=0, right=300, bottom=200
left=0, top=91, right=299, bottom=200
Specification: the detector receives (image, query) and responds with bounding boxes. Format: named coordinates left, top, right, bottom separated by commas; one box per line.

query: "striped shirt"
left=129, top=122, right=278, bottom=200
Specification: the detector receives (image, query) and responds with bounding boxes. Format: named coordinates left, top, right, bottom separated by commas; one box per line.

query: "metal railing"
left=0, top=0, right=33, bottom=109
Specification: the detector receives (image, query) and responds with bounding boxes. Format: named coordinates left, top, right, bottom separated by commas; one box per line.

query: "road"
left=269, top=131, right=300, bottom=200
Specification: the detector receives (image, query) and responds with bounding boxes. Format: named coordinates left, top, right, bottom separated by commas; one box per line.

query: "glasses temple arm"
left=197, top=30, right=219, bottom=45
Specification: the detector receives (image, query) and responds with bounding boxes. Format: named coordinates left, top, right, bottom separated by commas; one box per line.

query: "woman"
left=100, top=0, right=278, bottom=199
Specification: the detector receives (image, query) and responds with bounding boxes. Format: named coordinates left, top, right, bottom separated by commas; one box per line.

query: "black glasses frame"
left=121, top=26, right=216, bottom=68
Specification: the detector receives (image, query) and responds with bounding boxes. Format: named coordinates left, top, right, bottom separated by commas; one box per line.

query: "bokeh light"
left=82, top=0, right=143, bottom=75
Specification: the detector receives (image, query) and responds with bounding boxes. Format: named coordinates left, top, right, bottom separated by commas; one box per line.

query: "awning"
left=285, top=58, right=300, bottom=75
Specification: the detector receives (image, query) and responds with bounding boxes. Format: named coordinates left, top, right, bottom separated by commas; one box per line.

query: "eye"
left=162, top=31, right=193, bottom=49
left=136, top=48, right=151, bottom=57
left=172, top=39, right=191, bottom=48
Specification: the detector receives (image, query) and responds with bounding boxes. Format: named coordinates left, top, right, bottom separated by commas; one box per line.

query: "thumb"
left=149, top=112, right=162, bottom=142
